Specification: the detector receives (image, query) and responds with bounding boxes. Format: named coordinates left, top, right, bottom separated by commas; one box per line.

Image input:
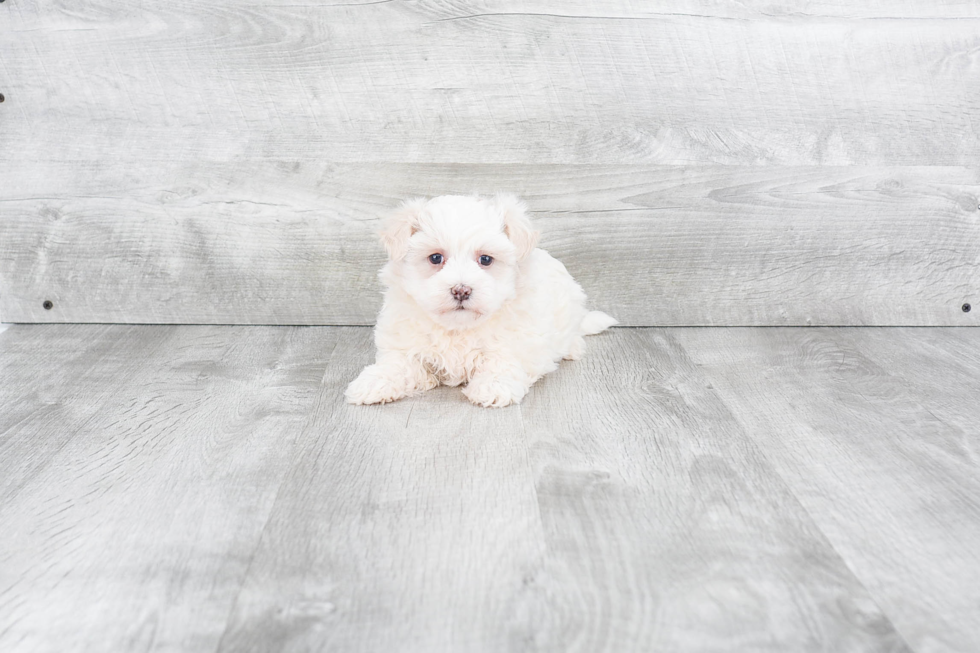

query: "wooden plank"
left=674, top=327, right=980, bottom=652
left=1, top=163, right=976, bottom=326
left=828, top=328, right=980, bottom=445
left=515, top=329, right=909, bottom=651
left=8, top=324, right=978, bottom=649
left=410, top=0, right=980, bottom=19
left=2, top=2, right=980, bottom=165
left=0, top=324, right=176, bottom=504
left=215, top=328, right=551, bottom=652
left=0, top=325, right=335, bottom=651
left=217, top=327, right=909, bottom=651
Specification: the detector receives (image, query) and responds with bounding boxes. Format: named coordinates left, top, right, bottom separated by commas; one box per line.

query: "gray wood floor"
left=1, top=324, right=977, bottom=652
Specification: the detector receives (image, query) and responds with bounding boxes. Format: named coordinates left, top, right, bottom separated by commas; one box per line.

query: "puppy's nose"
left=451, top=284, right=472, bottom=302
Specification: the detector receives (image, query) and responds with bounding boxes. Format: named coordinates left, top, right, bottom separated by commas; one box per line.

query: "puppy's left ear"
left=380, top=198, right=426, bottom=261
left=493, top=193, right=539, bottom=260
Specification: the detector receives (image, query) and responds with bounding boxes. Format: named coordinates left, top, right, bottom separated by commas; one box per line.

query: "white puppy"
left=345, top=194, right=616, bottom=407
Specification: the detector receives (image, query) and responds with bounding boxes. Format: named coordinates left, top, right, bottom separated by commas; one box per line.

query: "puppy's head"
left=379, top=194, right=539, bottom=330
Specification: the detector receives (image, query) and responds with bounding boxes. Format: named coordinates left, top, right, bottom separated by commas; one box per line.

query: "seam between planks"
left=211, top=335, right=343, bottom=653
left=663, top=328, right=919, bottom=652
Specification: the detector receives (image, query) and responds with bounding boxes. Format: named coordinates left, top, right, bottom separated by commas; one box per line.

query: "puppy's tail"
left=581, top=310, right=618, bottom=335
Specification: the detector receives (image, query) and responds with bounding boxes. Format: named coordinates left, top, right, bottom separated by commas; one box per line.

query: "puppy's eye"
left=428, top=253, right=444, bottom=265
left=478, top=255, right=494, bottom=267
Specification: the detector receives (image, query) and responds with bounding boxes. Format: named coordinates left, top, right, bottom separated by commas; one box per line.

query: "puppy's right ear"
left=493, top=193, right=539, bottom=260
left=380, top=198, right=426, bottom=261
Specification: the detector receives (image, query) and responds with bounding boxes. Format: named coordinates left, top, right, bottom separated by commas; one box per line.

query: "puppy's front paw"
left=345, top=365, right=409, bottom=405
left=463, top=376, right=527, bottom=408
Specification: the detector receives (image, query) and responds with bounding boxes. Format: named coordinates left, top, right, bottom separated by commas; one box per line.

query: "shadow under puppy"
left=346, top=194, right=616, bottom=407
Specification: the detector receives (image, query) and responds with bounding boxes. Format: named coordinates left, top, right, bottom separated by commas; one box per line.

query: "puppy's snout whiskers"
left=451, top=284, right=473, bottom=303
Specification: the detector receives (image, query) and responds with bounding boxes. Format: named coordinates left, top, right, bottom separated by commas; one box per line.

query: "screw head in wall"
left=43, top=300, right=53, bottom=310
left=964, top=303, right=972, bottom=313
left=0, top=93, right=5, bottom=103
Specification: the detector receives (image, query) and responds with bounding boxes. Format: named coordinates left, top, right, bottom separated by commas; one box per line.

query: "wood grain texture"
left=216, top=328, right=550, bottom=652
left=216, top=325, right=909, bottom=652
left=826, top=328, right=980, bottom=448
left=1, top=163, right=977, bottom=325
left=3, top=0, right=979, bottom=325
left=0, top=325, right=941, bottom=651
left=512, top=329, right=908, bottom=652
left=0, top=325, right=335, bottom=651
left=0, top=325, right=175, bottom=504
left=674, top=327, right=980, bottom=653
left=3, top=1, right=980, bottom=165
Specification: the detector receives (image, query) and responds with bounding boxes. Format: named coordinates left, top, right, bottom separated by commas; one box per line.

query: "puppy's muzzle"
left=451, top=284, right=472, bottom=302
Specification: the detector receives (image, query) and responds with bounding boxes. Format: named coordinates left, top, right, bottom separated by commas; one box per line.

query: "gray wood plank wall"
left=1, top=1, right=978, bottom=325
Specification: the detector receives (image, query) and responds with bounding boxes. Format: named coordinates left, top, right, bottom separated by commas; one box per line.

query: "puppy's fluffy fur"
left=345, top=194, right=616, bottom=407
